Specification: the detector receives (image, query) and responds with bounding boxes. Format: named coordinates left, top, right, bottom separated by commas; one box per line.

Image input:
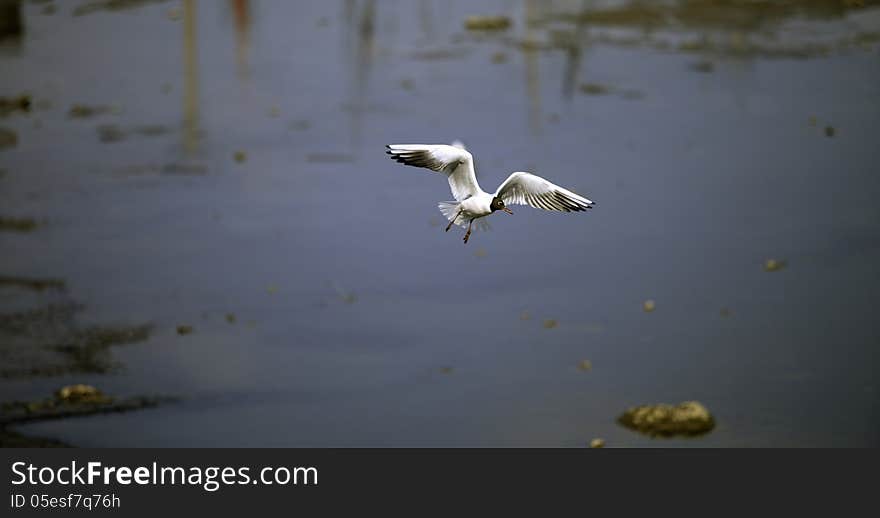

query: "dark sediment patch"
left=0, top=302, right=153, bottom=378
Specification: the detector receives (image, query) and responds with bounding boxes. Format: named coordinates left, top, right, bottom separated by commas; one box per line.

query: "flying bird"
left=386, top=143, right=594, bottom=243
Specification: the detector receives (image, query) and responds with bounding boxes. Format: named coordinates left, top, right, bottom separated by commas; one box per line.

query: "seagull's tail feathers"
left=438, top=201, right=491, bottom=232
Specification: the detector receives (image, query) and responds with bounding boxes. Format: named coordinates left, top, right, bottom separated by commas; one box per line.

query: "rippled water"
left=1, top=0, right=879, bottom=446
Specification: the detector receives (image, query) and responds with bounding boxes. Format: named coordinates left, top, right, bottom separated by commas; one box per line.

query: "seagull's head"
left=491, top=197, right=514, bottom=215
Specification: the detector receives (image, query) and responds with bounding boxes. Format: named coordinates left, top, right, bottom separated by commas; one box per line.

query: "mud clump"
left=618, top=401, right=715, bottom=437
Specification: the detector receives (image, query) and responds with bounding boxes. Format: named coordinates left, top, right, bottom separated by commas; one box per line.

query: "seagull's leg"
left=463, top=218, right=474, bottom=244
left=445, top=209, right=463, bottom=232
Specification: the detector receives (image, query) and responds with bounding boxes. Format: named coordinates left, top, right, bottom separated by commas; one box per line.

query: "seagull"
left=386, top=143, right=595, bottom=243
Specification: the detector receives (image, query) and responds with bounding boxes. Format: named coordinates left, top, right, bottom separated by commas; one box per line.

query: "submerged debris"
left=577, top=360, right=593, bottom=372
left=642, top=299, right=656, bottom=312
left=225, top=313, right=236, bottom=324
left=618, top=401, right=715, bottom=437
left=464, top=15, right=511, bottom=31
left=543, top=319, right=558, bottom=329
left=233, top=150, right=247, bottom=163
left=824, top=125, right=835, bottom=137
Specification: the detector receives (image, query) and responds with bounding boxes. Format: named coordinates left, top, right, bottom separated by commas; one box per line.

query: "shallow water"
left=1, top=0, right=879, bottom=446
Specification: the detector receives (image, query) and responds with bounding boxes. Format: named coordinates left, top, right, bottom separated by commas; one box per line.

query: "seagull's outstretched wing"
left=386, top=144, right=480, bottom=201
left=494, top=172, right=594, bottom=212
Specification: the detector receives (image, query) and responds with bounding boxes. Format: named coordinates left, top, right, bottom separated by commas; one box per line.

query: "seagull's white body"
left=386, top=143, right=594, bottom=243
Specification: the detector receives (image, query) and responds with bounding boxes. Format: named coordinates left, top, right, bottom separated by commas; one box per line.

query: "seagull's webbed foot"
left=446, top=209, right=463, bottom=233
left=463, top=218, right=474, bottom=244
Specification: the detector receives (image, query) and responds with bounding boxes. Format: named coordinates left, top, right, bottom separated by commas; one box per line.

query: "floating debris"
left=233, top=150, right=247, bottom=163
left=543, top=319, right=558, bottom=329
left=824, top=125, right=835, bottom=137
left=0, top=217, right=38, bottom=232
left=589, top=438, right=605, bottom=448
left=0, top=276, right=65, bottom=292
left=642, top=299, right=656, bottom=312
left=577, top=359, right=593, bottom=372
left=0, top=94, right=31, bottom=117
left=764, top=258, right=787, bottom=272
left=0, top=127, right=17, bottom=149
left=464, top=15, right=511, bottom=31
left=225, top=313, right=236, bottom=324
left=176, top=325, right=193, bottom=335
left=618, top=401, right=715, bottom=437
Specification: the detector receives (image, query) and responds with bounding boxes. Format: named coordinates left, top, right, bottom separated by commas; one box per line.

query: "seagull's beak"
left=502, top=207, right=514, bottom=215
